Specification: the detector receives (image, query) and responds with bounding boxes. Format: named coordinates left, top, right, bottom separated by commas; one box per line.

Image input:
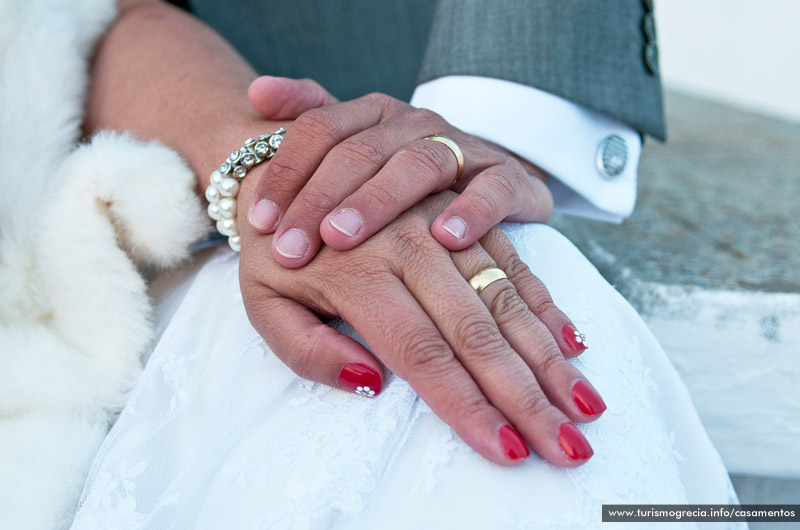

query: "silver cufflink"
left=596, top=134, right=628, bottom=178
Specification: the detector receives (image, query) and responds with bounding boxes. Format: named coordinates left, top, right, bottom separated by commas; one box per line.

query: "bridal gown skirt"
left=71, top=223, right=743, bottom=530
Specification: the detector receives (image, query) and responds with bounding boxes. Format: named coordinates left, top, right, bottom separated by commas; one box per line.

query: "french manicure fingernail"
left=572, top=380, right=607, bottom=416
left=558, top=422, right=593, bottom=461
left=329, top=208, right=363, bottom=237
left=248, top=199, right=279, bottom=230
left=337, top=363, right=382, bottom=397
left=442, top=216, right=467, bottom=239
left=498, top=424, right=530, bottom=460
left=275, top=228, right=309, bottom=258
left=562, top=323, right=588, bottom=352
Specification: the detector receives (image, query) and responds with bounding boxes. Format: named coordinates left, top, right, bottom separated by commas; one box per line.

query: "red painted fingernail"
left=572, top=380, right=607, bottom=416
left=558, top=422, right=593, bottom=461
left=498, top=424, right=530, bottom=460
left=562, top=323, right=588, bottom=352
left=337, top=363, right=382, bottom=398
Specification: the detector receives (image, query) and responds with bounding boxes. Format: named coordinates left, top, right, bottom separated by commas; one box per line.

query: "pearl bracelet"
left=204, top=128, right=285, bottom=251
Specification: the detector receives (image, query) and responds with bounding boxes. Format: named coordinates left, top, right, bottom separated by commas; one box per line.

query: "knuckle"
left=362, top=92, right=398, bottom=112
left=503, top=254, right=532, bottom=283
left=486, top=168, right=519, bottom=200
left=294, top=108, right=343, bottom=144
left=401, top=332, right=453, bottom=374
left=456, top=394, right=493, bottom=423
left=503, top=157, right=527, bottom=177
left=536, top=348, right=567, bottom=380
left=266, top=152, right=310, bottom=191
left=334, top=135, right=387, bottom=167
left=304, top=249, right=389, bottom=302
left=455, top=320, right=508, bottom=360
left=498, top=156, right=531, bottom=187
left=519, top=389, right=553, bottom=418
left=296, top=186, right=340, bottom=216
left=467, top=189, right=501, bottom=221
left=363, top=91, right=389, bottom=105
left=528, top=289, right=558, bottom=317
left=403, top=141, right=452, bottom=180
left=500, top=254, right=560, bottom=318
left=490, top=286, right=530, bottom=326
left=407, top=107, right=440, bottom=125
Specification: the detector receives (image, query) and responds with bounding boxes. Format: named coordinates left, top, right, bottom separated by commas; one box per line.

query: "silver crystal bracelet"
left=204, top=128, right=285, bottom=251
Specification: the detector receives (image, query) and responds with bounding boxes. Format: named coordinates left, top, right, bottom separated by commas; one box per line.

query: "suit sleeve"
left=417, top=0, right=665, bottom=139
left=413, top=0, right=663, bottom=221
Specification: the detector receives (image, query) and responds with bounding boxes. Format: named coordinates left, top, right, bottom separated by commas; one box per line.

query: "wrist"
left=194, top=118, right=292, bottom=190
left=481, top=138, right=547, bottom=183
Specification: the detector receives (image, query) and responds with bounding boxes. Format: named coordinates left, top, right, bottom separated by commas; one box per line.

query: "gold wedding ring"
left=421, top=134, right=464, bottom=184
left=468, top=267, right=508, bottom=294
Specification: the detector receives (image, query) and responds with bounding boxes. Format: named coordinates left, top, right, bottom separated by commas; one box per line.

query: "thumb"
left=243, top=282, right=384, bottom=397
left=247, top=76, right=339, bottom=120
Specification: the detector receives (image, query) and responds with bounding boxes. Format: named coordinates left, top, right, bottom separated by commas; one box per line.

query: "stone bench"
left=550, top=91, right=800, bottom=478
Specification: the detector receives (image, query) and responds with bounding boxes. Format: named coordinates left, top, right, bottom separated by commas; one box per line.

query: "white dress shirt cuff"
left=410, top=75, right=642, bottom=223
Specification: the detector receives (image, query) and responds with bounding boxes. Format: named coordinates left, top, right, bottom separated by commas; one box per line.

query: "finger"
left=397, top=235, right=592, bottom=466
left=247, top=76, right=339, bottom=120
left=269, top=117, right=414, bottom=266
left=247, top=95, right=390, bottom=237
left=339, top=275, right=531, bottom=466
left=317, top=133, right=505, bottom=251
left=431, top=159, right=554, bottom=251
left=249, top=95, right=399, bottom=266
left=242, top=280, right=385, bottom=398
left=451, top=241, right=606, bottom=427
left=480, top=229, right=591, bottom=359
left=268, top=104, right=455, bottom=265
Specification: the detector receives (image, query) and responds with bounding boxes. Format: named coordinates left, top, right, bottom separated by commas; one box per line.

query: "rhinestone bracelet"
left=204, top=128, right=285, bottom=251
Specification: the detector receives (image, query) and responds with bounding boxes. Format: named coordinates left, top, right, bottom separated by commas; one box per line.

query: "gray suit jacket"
left=180, top=0, right=665, bottom=139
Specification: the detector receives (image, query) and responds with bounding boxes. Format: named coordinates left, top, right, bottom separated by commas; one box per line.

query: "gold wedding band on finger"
left=468, top=267, right=508, bottom=295
left=421, top=134, right=464, bottom=184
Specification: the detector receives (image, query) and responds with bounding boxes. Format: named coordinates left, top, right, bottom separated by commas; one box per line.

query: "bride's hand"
left=244, top=76, right=553, bottom=268
left=238, top=180, right=603, bottom=467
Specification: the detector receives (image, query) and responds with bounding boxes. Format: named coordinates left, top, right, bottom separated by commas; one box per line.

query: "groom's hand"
left=245, top=76, right=553, bottom=269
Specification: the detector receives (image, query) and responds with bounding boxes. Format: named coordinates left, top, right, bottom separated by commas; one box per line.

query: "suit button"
left=596, top=135, right=628, bottom=178
left=643, top=13, right=656, bottom=41
left=644, top=41, right=659, bottom=75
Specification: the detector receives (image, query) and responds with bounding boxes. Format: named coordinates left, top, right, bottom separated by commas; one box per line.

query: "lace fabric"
left=72, top=224, right=744, bottom=530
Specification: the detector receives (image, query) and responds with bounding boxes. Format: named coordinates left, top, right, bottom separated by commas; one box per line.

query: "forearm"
left=86, top=0, right=282, bottom=189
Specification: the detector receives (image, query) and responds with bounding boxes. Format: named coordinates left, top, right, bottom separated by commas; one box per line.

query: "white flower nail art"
left=573, top=330, right=587, bottom=348
left=355, top=386, right=376, bottom=398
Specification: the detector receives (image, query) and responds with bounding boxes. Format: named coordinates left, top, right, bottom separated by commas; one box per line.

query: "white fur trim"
left=0, top=1, right=209, bottom=528
left=0, top=412, right=108, bottom=530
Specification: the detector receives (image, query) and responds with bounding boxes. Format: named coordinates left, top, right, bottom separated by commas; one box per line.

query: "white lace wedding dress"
left=70, top=223, right=743, bottom=530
